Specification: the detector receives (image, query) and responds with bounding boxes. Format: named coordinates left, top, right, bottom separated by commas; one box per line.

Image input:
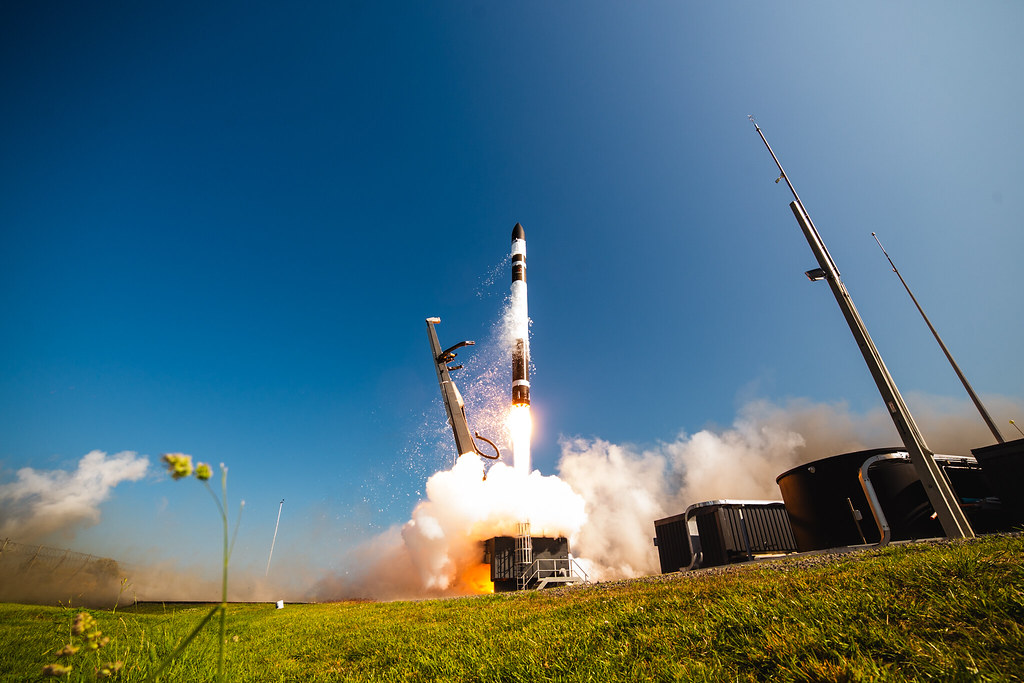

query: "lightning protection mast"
left=749, top=116, right=973, bottom=540
left=872, top=232, right=1004, bottom=445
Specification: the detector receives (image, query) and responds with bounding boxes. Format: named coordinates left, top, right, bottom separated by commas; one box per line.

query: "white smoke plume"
left=313, top=455, right=586, bottom=601
left=403, top=457, right=585, bottom=587
left=318, top=263, right=1024, bottom=599
left=316, top=391, right=1023, bottom=599
left=557, top=393, right=1024, bottom=581
left=0, top=450, right=149, bottom=543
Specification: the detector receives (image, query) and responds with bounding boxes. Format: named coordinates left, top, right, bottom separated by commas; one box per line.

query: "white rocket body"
left=510, top=223, right=530, bottom=407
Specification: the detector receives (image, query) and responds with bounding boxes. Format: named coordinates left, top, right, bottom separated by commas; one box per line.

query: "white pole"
left=265, top=499, right=284, bottom=577
left=751, top=117, right=973, bottom=540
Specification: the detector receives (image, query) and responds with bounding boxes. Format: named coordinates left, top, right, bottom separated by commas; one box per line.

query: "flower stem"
left=145, top=604, right=220, bottom=682
left=217, top=465, right=229, bottom=683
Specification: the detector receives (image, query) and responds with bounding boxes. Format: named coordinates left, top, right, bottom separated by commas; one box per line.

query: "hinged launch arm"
left=440, top=340, right=474, bottom=364
left=426, top=318, right=501, bottom=463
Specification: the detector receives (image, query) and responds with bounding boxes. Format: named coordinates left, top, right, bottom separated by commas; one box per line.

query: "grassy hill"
left=2, top=533, right=1022, bottom=681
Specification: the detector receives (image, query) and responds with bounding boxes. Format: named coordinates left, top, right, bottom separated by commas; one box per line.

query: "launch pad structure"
left=427, top=223, right=591, bottom=592
left=416, top=132, right=1021, bottom=593
left=483, top=523, right=588, bottom=592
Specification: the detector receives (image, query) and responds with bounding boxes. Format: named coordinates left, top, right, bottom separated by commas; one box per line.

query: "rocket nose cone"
left=511, top=222, right=525, bottom=242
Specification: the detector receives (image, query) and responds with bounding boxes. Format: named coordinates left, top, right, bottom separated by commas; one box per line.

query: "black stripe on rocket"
left=511, top=222, right=530, bottom=406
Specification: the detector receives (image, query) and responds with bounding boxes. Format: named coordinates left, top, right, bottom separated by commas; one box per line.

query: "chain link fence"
left=0, top=538, right=125, bottom=607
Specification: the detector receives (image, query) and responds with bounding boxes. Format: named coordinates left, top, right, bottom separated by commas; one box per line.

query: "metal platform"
left=484, top=532, right=589, bottom=592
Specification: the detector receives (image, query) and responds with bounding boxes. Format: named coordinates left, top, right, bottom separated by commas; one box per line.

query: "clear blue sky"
left=2, top=2, right=1022, bottom=578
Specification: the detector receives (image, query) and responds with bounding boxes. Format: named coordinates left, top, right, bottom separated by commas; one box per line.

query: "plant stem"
left=218, top=465, right=228, bottom=683
left=145, top=604, right=221, bottom=682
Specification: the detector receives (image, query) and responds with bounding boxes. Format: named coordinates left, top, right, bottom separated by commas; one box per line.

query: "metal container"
left=971, top=438, right=1024, bottom=524
left=779, top=450, right=870, bottom=551
left=776, top=448, right=1008, bottom=551
left=654, top=500, right=795, bottom=572
left=692, top=501, right=796, bottom=568
left=653, top=512, right=695, bottom=573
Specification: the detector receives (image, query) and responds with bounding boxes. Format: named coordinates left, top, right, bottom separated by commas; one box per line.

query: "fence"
left=0, top=538, right=125, bottom=607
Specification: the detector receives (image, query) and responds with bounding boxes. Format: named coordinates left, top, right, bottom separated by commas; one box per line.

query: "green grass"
left=3, top=534, right=1022, bottom=682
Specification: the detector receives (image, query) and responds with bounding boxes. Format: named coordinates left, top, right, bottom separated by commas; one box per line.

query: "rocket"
left=510, top=223, right=530, bottom=406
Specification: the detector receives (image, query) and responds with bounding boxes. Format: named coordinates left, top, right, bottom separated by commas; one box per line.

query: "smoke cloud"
left=312, top=456, right=586, bottom=601
left=314, top=392, right=1023, bottom=599
left=557, top=393, right=1024, bottom=581
left=0, top=450, right=150, bottom=606
left=0, top=450, right=149, bottom=543
left=403, top=457, right=585, bottom=586
left=8, top=390, right=1015, bottom=606
left=317, top=277, right=1024, bottom=597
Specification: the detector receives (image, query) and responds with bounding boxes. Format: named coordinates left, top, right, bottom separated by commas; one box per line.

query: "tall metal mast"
left=265, top=499, right=284, bottom=577
left=872, top=233, right=1004, bottom=444
left=749, top=116, right=973, bottom=540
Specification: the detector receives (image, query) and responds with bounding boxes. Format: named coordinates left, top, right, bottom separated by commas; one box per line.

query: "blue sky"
left=2, top=2, right=1022, bottom=581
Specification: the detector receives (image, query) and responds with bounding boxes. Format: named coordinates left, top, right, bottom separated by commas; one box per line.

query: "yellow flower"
left=97, top=661, right=123, bottom=678
left=71, top=612, right=96, bottom=636
left=162, top=453, right=193, bottom=479
left=41, top=663, right=72, bottom=676
left=195, top=462, right=213, bottom=481
left=56, top=643, right=78, bottom=657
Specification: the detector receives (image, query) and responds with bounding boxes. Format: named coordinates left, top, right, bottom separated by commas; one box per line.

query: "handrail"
left=518, top=557, right=586, bottom=589
left=569, top=557, right=589, bottom=584
left=858, top=452, right=908, bottom=548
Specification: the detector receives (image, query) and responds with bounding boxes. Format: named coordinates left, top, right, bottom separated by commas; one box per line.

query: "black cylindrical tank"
left=971, top=438, right=1024, bottom=524
left=776, top=448, right=944, bottom=551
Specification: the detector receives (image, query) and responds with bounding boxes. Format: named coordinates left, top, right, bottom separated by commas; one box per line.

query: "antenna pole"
left=750, top=117, right=973, bottom=540
left=873, top=233, right=1004, bottom=444
left=748, top=116, right=841, bottom=276
left=265, top=499, right=284, bottom=577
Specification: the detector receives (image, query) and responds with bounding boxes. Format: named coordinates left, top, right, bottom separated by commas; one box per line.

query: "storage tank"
left=777, top=448, right=937, bottom=551
left=971, top=438, right=1024, bottom=524
left=777, top=448, right=1006, bottom=551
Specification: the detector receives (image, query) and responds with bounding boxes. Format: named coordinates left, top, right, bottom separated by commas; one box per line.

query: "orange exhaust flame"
left=507, top=404, right=533, bottom=474
left=456, top=563, right=494, bottom=594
